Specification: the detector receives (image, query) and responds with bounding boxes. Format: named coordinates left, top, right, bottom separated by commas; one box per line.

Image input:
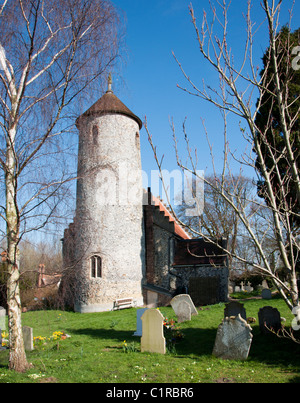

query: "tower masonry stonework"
left=61, top=81, right=229, bottom=312
left=70, top=84, right=145, bottom=313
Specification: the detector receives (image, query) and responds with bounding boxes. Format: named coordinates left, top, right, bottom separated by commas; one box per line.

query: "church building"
left=61, top=79, right=228, bottom=312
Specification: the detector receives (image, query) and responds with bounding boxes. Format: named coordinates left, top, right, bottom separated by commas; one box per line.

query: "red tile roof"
left=152, top=195, right=190, bottom=240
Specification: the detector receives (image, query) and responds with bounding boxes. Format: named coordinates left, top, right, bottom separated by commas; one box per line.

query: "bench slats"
left=113, top=298, right=136, bottom=310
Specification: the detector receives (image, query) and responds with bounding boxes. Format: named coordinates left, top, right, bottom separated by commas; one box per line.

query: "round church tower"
left=73, top=77, right=145, bottom=312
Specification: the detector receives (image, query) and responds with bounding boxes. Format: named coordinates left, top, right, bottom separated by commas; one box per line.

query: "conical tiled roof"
left=76, top=89, right=142, bottom=129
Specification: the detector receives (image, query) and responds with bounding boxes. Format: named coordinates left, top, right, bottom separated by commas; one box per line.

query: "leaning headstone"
left=224, top=301, right=247, bottom=321
left=212, top=314, right=253, bottom=360
left=170, top=294, right=197, bottom=317
left=22, top=326, right=34, bottom=351
left=0, top=307, right=6, bottom=331
left=141, top=309, right=166, bottom=354
left=261, top=288, right=272, bottom=299
left=133, top=308, right=148, bottom=336
left=176, top=300, right=191, bottom=323
left=258, top=306, right=281, bottom=335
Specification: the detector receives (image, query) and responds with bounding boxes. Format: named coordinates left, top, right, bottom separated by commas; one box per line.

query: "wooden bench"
left=113, top=298, right=136, bottom=310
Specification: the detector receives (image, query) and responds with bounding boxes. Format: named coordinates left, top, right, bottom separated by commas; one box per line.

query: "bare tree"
left=145, top=0, right=299, bottom=317
left=175, top=173, right=270, bottom=274
left=0, top=0, right=122, bottom=372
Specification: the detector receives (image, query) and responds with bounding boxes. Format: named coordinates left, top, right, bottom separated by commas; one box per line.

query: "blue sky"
left=110, top=0, right=299, bottom=195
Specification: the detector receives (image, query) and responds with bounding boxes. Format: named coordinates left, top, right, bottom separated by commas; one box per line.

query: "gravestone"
left=0, top=307, right=5, bottom=331
left=141, top=309, right=166, bottom=354
left=176, top=300, right=191, bottom=323
left=244, top=282, right=253, bottom=292
left=22, top=326, right=34, bottom=351
left=224, top=301, right=247, bottom=321
left=261, top=288, right=272, bottom=299
left=258, top=306, right=281, bottom=334
left=146, top=291, right=158, bottom=308
left=133, top=308, right=148, bottom=336
left=170, top=294, right=197, bottom=317
left=212, top=314, right=253, bottom=360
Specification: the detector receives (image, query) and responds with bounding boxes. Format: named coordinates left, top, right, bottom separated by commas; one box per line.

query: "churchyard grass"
left=0, top=297, right=299, bottom=383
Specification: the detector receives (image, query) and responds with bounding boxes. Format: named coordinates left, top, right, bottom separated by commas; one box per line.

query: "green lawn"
left=0, top=297, right=299, bottom=383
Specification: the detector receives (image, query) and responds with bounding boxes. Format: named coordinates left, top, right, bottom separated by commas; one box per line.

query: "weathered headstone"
left=244, top=282, right=253, bottom=292
left=176, top=300, right=191, bottom=323
left=258, top=306, right=281, bottom=334
left=146, top=291, right=158, bottom=308
left=141, top=309, right=166, bottom=354
left=170, top=294, right=197, bottom=317
left=0, top=307, right=6, bottom=331
left=224, top=301, right=247, bottom=321
left=22, top=326, right=34, bottom=351
left=212, top=314, right=253, bottom=360
left=133, top=308, right=148, bottom=336
left=261, top=288, right=272, bottom=299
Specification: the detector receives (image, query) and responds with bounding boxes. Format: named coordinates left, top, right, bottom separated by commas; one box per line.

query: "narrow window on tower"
left=90, top=255, right=102, bottom=278
left=135, top=132, right=140, bottom=149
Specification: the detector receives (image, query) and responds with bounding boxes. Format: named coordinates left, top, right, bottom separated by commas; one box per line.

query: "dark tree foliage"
left=254, top=27, right=300, bottom=231
left=254, top=26, right=300, bottom=273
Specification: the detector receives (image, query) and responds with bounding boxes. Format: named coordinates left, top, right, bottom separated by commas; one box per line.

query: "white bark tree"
left=145, top=0, right=299, bottom=316
left=0, top=0, right=122, bottom=372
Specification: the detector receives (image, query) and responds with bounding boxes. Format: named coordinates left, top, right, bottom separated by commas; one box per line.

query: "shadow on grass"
left=67, top=327, right=136, bottom=343
left=68, top=324, right=300, bottom=368
left=175, top=327, right=217, bottom=357
left=248, top=327, right=300, bottom=368
left=168, top=323, right=300, bottom=377
left=65, top=304, right=300, bottom=382
left=176, top=324, right=300, bottom=373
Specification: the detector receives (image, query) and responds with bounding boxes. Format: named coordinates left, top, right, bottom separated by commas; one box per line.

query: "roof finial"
left=107, top=73, right=112, bottom=93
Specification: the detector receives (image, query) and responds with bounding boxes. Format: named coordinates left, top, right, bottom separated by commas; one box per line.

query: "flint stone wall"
left=149, top=211, right=228, bottom=305
left=171, top=265, right=229, bottom=305
left=71, top=114, right=145, bottom=312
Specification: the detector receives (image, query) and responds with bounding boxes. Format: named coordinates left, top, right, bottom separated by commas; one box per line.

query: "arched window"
left=90, top=255, right=102, bottom=278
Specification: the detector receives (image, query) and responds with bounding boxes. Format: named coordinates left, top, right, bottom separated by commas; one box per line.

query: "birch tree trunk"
left=0, top=0, right=122, bottom=372
left=6, top=125, right=29, bottom=371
